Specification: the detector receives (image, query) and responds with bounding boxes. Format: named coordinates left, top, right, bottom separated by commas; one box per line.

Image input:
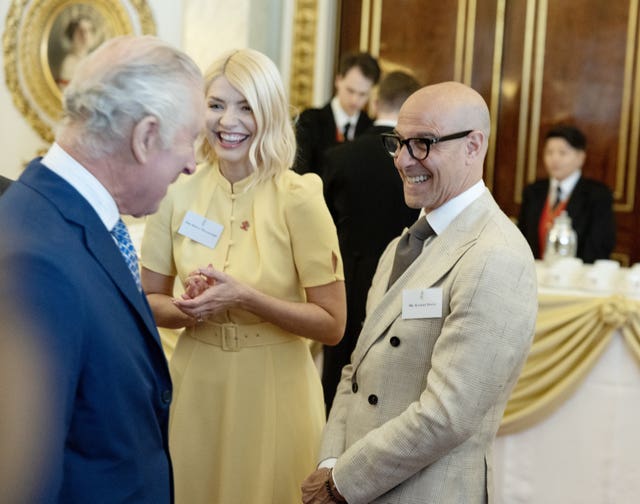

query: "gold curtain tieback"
left=599, top=295, right=634, bottom=329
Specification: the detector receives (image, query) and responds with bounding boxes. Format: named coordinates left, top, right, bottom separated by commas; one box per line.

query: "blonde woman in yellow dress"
left=140, top=48, right=346, bottom=504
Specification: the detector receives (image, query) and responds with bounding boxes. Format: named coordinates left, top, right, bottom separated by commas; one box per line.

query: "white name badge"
left=177, top=210, right=223, bottom=249
left=402, top=287, right=443, bottom=319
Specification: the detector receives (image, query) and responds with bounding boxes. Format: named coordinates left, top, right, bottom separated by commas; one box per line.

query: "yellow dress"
left=141, top=163, right=343, bottom=504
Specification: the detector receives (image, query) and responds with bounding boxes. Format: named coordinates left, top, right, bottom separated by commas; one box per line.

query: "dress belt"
left=186, top=321, right=296, bottom=351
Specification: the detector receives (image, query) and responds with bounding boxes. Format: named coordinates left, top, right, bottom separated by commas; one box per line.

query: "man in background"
left=302, top=81, right=538, bottom=503
left=518, top=124, right=615, bottom=263
left=320, top=70, right=421, bottom=413
left=293, top=52, right=380, bottom=175
left=0, top=35, right=204, bottom=503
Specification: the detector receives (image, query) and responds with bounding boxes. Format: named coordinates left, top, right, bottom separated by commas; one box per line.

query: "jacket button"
left=368, top=394, right=378, bottom=405
left=352, top=382, right=358, bottom=393
left=161, top=390, right=172, bottom=405
left=390, top=336, right=400, bottom=347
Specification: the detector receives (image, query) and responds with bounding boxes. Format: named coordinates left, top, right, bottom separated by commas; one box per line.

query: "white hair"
left=59, top=35, right=203, bottom=158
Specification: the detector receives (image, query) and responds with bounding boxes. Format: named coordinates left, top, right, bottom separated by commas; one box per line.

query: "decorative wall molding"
left=288, top=0, right=317, bottom=114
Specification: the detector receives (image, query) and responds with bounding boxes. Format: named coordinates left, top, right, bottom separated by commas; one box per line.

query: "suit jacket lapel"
left=351, top=191, right=494, bottom=368
left=84, top=226, right=160, bottom=336
left=21, top=162, right=162, bottom=345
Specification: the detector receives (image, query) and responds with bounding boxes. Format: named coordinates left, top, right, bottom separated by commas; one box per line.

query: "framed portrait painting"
left=3, top=0, right=156, bottom=142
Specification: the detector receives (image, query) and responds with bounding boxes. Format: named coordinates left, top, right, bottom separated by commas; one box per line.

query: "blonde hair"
left=198, top=49, right=296, bottom=183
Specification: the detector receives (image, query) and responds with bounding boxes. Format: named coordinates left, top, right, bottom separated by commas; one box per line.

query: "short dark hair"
left=545, top=124, right=587, bottom=150
left=338, top=52, right=381, bottom=84
left=377, top=71, right=421, bottom=111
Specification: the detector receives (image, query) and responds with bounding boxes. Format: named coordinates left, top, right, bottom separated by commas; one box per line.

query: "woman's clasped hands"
left=173, top=264, right=246, bottom=322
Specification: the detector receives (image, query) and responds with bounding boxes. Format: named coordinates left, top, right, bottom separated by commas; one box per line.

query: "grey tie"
left=387, top=217, right=434, bottom=288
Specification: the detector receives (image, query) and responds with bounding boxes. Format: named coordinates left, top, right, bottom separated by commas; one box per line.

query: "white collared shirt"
left=550, top=170, right=581, bottom=205
left=41, top=143, right=120, bottom=231
left=331, top=96, right=360, bottom=140
left=374, top=118, right=397, bottom=128
left=423, top=180, right=487, bottom=236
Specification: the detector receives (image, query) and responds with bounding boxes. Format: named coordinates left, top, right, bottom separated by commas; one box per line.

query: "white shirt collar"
left=552, top=170, right=581, bottom=202
left=422, top=180, right=487, bottom=235
left=331, top=96, right=360, bottom=136
left=374, top=118, right=397, bottom=128
left=41, top=143, right=120, bottom=230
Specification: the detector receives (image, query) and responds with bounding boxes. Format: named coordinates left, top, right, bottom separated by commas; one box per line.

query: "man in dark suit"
left=293, top=52, right=380, bottom=176
left=320, top=71, right=421, bottom=412
left=0, top=175, right=11, bottom=195
left=518, top=124, right=615, bottom=263
left=0, top=35, right=204, bottom=503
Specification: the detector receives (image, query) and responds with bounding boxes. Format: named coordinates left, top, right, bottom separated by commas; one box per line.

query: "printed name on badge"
left=177, top=210, right=223, bottom=249
left=402, top=287, right=443, bottom=319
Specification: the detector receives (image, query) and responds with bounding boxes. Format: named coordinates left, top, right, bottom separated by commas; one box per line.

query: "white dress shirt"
left=550, top=169, right=581, bottom=206
left=331, top=96, right=361, bottom=141
left=41, top=142, right=120, bottom=231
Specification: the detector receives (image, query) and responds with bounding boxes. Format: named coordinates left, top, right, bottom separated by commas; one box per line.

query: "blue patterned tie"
left=110, top=218, right=142, bottom=291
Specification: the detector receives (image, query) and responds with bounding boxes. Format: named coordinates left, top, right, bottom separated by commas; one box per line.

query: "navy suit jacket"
left=320, top=125, right=419, bottom=410
left=0, top=161, right=173, bottom=503
left=518, top=176, right=616, bottom=263
left=293, top=102, right=373, bottom=176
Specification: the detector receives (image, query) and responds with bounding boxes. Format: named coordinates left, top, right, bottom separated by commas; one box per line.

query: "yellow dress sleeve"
left=283, top=172, right=344, bottom=287
left=140, top=185, right=177, bottom=277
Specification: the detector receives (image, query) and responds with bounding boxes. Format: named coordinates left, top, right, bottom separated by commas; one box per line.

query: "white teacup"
left=583, top=260, right=620, bottom=292
left=593, top=259, right=621, bottom=272
left=543, top=257, right=583, bottom=289
left=621, top=269, right=640, bottom=297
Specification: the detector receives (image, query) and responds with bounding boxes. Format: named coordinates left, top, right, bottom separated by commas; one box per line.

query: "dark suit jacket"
left=518, top=176, right=616, bottom=263
left=0, top=160, right=173, bottom=503
left=293, top=102, right=373, bottom=175
left=320, top=125, right=419, bottom=411
left=0, top=174, right=12, bottom=196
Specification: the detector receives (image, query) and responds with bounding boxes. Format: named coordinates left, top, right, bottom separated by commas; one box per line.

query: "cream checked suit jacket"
left=320, top=190, right=538, bottom=504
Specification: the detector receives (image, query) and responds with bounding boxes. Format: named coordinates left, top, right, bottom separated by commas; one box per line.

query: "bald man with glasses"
left=302, top=81, right=538, bottom=504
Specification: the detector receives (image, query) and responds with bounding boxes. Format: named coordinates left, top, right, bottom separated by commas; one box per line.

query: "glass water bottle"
left=544, top=211, right=577, bottom=262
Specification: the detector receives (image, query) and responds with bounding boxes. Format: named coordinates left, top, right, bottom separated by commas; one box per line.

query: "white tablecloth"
left=493, top=332, right=640, bottom=504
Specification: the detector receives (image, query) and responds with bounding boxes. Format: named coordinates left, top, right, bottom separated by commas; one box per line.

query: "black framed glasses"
left=381, top=130, right=473, bottom=161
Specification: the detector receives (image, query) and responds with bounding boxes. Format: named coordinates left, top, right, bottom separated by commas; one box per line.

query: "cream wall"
left=0, top=0, right=296, bottom=180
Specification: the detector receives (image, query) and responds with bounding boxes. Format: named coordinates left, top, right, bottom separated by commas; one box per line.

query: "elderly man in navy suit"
left=0, top=35, right=204, bottom=503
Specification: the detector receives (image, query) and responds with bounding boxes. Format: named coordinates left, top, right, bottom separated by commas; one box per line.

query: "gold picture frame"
left=3, top=0, right=156, bottom=142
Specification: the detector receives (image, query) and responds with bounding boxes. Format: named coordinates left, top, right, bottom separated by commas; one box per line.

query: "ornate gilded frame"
left=289, top=0, right=317, bottom=113
left=3, top=0, right=156, bottom=142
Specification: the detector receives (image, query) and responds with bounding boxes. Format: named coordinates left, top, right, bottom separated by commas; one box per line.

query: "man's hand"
left=301, top=468, right=346, bottom=503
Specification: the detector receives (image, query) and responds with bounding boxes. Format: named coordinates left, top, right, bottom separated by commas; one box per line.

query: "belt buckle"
left=221, top=325, right=240, bottom=351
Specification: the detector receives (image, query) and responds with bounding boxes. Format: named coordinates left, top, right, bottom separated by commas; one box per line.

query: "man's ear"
left=465, top=130, right=485, bottom=160
left=131, top=115, right=160, bottom=163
